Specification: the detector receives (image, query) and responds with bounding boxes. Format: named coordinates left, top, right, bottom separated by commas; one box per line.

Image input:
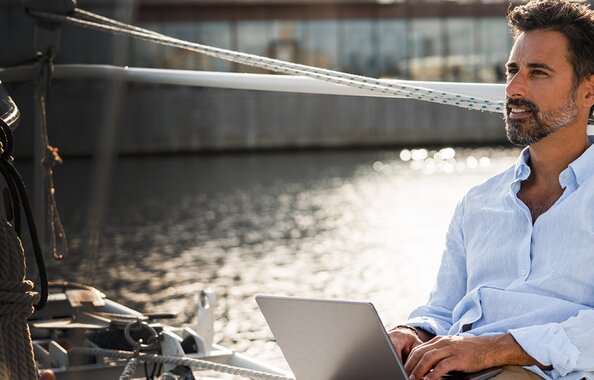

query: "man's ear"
left=586, top=74, right=594, bottom=106
left=584, top=75, right=594, bottom=121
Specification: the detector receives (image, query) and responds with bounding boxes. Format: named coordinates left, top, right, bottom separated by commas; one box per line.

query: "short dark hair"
left=508, top=0, right=594, bottom=119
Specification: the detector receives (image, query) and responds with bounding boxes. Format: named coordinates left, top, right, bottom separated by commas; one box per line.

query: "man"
left=388, top=1, right=594, bottom=379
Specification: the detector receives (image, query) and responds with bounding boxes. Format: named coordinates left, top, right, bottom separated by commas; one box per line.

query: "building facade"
left=6, top=0, right=591, bottom=156
left=133, top=0, right=513, bottom=83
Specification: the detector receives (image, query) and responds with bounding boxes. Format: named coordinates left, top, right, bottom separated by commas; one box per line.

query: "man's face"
left=504, top=30, right=579, bottom=146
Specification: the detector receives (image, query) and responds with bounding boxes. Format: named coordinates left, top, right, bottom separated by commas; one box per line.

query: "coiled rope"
left=0, top=125, right=43, bottom=379
left=70, top=346, right=295, bottom=380
left=0, top=223, right=39, bottom=379
left=28, top=8, right=505, bottom=114
left=0, top=119, right=48, bottom=311
left=0, top=116, right=48, bottom=379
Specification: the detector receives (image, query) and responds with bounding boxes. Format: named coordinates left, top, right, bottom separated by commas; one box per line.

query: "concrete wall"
left=5, top=79, right=506, bottom=158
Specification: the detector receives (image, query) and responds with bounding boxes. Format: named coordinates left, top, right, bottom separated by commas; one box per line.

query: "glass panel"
left=340, top=20, right=376, bottom=76
left=131, top=21, right=233, bottom=71
left=132, top=22, right=163, bottom=68
left=301, top=21, right=339, bottom=70
left=444, top=18, right=476, bottom=82
left=477, top=18, right=512, bottom=83
left=198, top=22, right=233, bottom=71
left=237, top=21, right=271, bottom=73
left=408, top=18, right=444, bottom=81
left=268, top=21, right=305, bottom=65
left=377, top=19, right=408, bottom=79
left=159, top=22, right=199, bottom=70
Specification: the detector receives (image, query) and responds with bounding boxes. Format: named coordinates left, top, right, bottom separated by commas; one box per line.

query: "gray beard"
left=504, top=99, right=578, bottom=146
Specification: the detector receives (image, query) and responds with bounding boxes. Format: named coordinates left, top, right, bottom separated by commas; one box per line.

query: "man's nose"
left=505, top=72, right=527, bottom=99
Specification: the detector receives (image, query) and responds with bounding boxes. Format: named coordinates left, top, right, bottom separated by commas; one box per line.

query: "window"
left=301, top=21, right=339, bottom=70
left=237, top=21, right=271, bottom=73
left=444, top=18, right=476, bottom=82
left=198, top=22, right=233, bottom=72
left=408, top=18, right=444, bottom=80
left=377, top=19, right=408, bottom=79
left=340, top=20, right=376, bottom=76
left=477, top=18, right=511, bottom=83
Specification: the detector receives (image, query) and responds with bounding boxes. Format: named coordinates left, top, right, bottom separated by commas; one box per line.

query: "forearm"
left=492, top=333, right=551, bottom=370
left=405, top=333, right=551, bottom=380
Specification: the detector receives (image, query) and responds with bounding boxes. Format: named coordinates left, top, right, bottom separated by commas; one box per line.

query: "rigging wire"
left=38, top=53, right=68, bottom=261
left=36, top=52, right=68, bottom=260
left=28, top=8, right=505, bottom=115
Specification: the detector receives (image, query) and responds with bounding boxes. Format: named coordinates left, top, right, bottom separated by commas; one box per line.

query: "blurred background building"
left=3, top=0, right=590, bottom=156
left=132, top=0, right=511, bottom=83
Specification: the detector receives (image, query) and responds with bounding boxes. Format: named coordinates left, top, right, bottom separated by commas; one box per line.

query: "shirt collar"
left=513, top=147, right=531, bottom=181
left=566, top=135, right=594, bottom=187
left=513, top=135, right=594, bottom=187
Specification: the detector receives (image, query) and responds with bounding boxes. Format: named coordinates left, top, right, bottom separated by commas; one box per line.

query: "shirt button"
left=521, top=269, right=527, bottom=275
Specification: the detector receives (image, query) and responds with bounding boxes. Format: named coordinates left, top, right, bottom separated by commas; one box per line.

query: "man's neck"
left=518, top=123, right=590, bottom=222
left=527, top=125, right=590, bottom=184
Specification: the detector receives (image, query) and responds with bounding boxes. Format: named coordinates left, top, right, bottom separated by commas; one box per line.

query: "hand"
left=404, top=333, right=546, bottom=380
left=388, top=326, right=426, bottom=361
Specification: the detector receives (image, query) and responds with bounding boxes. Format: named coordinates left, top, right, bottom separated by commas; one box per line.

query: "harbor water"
left=33, top=146, right=519, bottom=371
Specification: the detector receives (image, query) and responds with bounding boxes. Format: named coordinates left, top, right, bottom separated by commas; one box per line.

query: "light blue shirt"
left=406, top=140, right=594, bottom=380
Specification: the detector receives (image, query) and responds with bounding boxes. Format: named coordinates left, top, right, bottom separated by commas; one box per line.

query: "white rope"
left=29, top=9, right=505, bottom=114
left=70, top=346, right=295, bottom=380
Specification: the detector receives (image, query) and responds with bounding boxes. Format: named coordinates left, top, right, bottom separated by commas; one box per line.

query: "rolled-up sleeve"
left=510, top=309, right=594, bottom=377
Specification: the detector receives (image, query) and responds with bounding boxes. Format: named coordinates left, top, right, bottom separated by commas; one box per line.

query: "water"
left=28, top=146, right=518, bottom=371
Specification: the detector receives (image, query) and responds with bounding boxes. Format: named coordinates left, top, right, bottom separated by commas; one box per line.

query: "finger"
left=404, top=335, right=450, bottom=371
left=408, top=348, right=450, bottom=380
left=388, top=332, right=403, bottom=357
left=422, top=358, right=458, bottom=380
left=404, top=339, right=438, bottom=373
left=391, top=340, right=407, bottom=360
left=389, top=330, right=419, bottom=360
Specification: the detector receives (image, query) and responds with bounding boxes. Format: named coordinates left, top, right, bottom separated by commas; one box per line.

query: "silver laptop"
left=256, top=295, right=502, bottom=380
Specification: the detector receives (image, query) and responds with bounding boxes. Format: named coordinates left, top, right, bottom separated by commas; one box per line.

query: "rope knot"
left=43, top=145, right=63, bottom=169
left=0, top=279, right=40, bottom=320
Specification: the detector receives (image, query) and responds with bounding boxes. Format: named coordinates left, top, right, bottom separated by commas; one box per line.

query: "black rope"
left=0, top=124, right=21, bottom=234
left=0, top=118, right=48, bottom=310
left=2, top=158, right=22, bottom=237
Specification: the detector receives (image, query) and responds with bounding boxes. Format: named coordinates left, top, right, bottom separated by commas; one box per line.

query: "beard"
left=504, top=96, right=578, bottom=146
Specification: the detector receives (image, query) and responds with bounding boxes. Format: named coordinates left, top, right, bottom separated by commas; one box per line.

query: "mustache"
left=506, top=98, right=539, bottom=114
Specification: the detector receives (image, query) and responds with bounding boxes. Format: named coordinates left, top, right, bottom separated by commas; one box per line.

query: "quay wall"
left=5, top=80, right=507, bottom=158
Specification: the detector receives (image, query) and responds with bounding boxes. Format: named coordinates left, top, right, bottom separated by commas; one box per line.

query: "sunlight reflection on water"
left=42, top=146, right=519, bottom=370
